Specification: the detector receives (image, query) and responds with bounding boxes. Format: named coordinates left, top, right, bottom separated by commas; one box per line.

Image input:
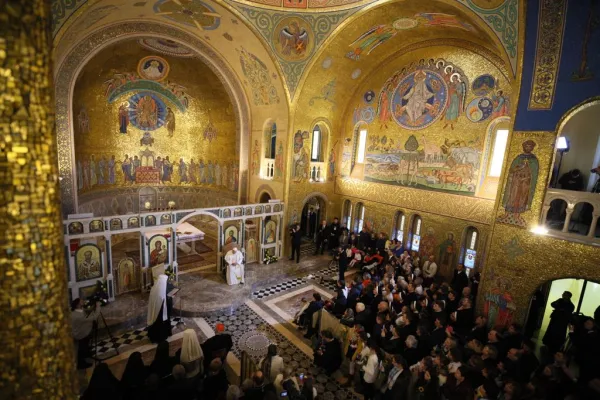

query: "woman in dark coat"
left=81, top=363, right=122, bottom=400
left=120, top=351, right=150, bottom=399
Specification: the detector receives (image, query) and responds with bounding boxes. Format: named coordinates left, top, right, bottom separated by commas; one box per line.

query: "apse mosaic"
left=73, top=40, right=239, bottom=196
left=346, top=58, right=511, bottom=197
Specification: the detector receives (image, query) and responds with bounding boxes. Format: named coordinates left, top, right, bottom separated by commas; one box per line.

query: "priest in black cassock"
left=147, top=274, right=172, bottom=343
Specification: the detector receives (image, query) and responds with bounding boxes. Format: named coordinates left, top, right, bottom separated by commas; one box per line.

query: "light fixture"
left=168, top=201, right=176, bottom=210
left=144, top=201, right=151, bottom=211
left=309, top=178, right=314, bottom=183
left=552, top=136, right=570, bottom=187
left=530, top=225, right=549, bottom=235
left=556, top=136, right=569, bottom=151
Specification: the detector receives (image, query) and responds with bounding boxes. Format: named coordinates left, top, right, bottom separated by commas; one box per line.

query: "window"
left=392, top=211, right=406, bottom=242
left=489, top=129, right=509, bottom=177
left=311, top=125, right=322, bottom=162
left=460, top=226, right=479, bottom=268
left=408, top=215, right=422, bottom=251
left=342, top=200, right=352, bottom=229
left=264, top=122, right=277, bottom=160
left=357, top=129, right=367, bottom=163
left=355, top=202, right=365, bottom=233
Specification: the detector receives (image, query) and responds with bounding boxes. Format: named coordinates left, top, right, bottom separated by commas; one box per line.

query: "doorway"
left=300, top=196, right=326, bottom=243
left=525, top=278, right=600, bottom=342
left=259, top=192, right=271, bottom=203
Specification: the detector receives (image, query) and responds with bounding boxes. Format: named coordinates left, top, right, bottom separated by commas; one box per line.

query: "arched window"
left=354, top=202, right=365, bottom=233
left=311, top=125, right=323, bottom=162
left=478, top=117, right=510, bottom=199
left=392, top=211, right=406, bottom=242
left=408, top=215, right=422, bottom=251
left=460, top=226, right=479, bottom=268
left=342, top=200, right=352, bottom=230
left=351, top=125, right=368, bottom=172
left=264, top=122, right=277, bottom=160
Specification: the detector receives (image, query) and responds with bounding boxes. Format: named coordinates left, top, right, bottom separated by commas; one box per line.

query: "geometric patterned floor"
left=251, top=263, right=341, bottom=300
left=93, top=317, right=182, bottom=356
left=204, top=304, right=360, bottom=400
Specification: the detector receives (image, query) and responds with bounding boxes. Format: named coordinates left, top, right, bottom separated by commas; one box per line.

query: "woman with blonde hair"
left=176, top=329, right=204, bottom=379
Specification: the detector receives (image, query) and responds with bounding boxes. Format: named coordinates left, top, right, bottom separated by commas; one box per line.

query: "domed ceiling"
left=52, top=0, right=519, bottom=102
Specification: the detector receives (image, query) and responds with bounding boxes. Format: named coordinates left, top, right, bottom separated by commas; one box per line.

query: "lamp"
left=552, top=136, right=570, bottom=188
left=144, top=201, right=151, bottom=211
left=530, top=225, right=548, bottom=235
left=168, top=200, right=176, bottom=210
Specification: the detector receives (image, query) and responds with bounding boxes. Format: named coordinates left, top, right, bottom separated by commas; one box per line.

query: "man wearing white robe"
left=225, top=247, right=245, bottom=285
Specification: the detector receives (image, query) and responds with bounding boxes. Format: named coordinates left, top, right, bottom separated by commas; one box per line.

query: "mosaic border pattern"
left=527, top=0, right=567, bottom=110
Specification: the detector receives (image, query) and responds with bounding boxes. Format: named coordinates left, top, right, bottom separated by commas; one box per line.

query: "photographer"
left=289, top=223, right=302, bottom=263
left=71, top=298, right=101, bottom=369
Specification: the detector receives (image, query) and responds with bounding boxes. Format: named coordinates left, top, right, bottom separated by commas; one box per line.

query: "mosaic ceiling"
left=52, top=0, right=518, bottom=101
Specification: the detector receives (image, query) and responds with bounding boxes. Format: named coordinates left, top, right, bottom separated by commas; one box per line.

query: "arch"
left=353, top=202, right=365, bottom=233
left=407, top=214, right=422, bottom=251
left=54, top=21, right=250, bottom=215
left=458, top=226, right=479, bottom=268
left=342, top=199, right=353, bottom=229
left=254, top=184, right=276, bottom=203
left=309, top=117, right=332, bottom=163
left=478, top=116, right=511, bottom=190
left=262, top=118, right=277, bottom=160
left=392, top=210, right=406, bottom=242
left=176, top=209, right=222, bottom=227
left=551, top=96, right=600, bottom=190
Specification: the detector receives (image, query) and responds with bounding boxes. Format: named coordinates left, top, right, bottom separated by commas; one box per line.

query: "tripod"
left=91, top=310, right=118, bottom=364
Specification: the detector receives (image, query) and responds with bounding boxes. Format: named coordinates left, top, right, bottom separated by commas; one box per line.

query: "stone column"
left=0, top=1, right=77, bottom=397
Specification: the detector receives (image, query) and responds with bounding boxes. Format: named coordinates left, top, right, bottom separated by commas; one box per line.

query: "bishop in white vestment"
left=225, top=247, right=245, bottom=285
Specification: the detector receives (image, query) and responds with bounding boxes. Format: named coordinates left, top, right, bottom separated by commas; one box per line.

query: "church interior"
left=2, top=0, right=600, bottom=398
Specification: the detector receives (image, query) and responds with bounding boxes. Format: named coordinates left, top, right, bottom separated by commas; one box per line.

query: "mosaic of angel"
left=279, top=21, right=309, bottom=57
left=346, top=25, right=397, bottom=61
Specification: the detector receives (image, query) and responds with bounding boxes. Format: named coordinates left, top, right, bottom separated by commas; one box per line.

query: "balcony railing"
left=309, top=161, right=326, bottom=182
left=541, top=188, right=600, bottom=246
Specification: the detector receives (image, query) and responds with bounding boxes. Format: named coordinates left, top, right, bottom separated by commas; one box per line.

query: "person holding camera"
left=289, top=223, right=302, bottom=263
left=71, top=298, right=101, bottom=369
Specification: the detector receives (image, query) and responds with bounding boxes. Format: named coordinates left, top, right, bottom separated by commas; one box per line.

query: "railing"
left=541, top=188, right=600, bottom=245
left=309, top=161, right=326, bottom=182
left=240, top=350, right=257, bottom=385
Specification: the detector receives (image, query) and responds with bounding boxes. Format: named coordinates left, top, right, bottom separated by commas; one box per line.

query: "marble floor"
left=82, top=251, right=361, bottom=398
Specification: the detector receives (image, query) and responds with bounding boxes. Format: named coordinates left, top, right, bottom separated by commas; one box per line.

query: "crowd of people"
left=293, top=218, right=600, bottom=399
left=79, top=217, right=600, bottom=399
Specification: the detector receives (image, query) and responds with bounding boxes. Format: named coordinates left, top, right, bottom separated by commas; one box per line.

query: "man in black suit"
left=314, top=220, right=328, bottom=255
left=451, top=264, right=469, bottom=295
left=308, top=207, right=317, bottom=238
left=289, top=223, right=302, bottom=263
left=381, top=355, right=409, bottom=400
left=328, top=217, right=340, bottom=252
left=314, top=329, right=343, bottom=375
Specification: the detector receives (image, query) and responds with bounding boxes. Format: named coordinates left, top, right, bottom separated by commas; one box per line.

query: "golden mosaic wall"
left=479, top=129, right=600, bottom=326
left=73, top=39, right=239, bottom=196
left=339, top=46, right=512, bottom=200
left=0, top=1, right=76, bottom=396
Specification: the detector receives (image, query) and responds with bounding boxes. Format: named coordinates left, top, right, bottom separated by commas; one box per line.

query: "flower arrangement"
left=83, top=280, right=109, bottom=311
left=264, top=254, right=278, bottom=264
left=165, top=265, right=176, bottom=282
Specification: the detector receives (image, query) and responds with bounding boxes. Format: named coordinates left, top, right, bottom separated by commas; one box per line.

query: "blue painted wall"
left=515, top=0, right=600, bottom=131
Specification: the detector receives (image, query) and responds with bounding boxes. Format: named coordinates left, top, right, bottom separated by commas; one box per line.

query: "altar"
left=135, top=166, right=160, bottom=184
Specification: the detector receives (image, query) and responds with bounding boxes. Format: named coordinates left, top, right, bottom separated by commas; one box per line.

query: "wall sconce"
left=168, top=201, right=176, bottom=210
left=144, top=201, right=151, bottom=211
